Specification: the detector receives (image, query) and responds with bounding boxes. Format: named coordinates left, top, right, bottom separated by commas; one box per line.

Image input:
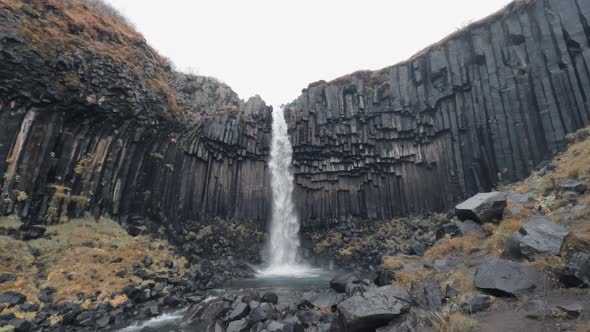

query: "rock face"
left=285, top=0, right=590, bottom=227
left=0, top=1, right=272, bottom=227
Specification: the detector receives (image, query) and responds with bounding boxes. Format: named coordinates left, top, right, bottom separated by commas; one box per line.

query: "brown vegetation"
left=0, top=216, right=186, bottom=308
left=1, top=0, right=179, bottom=112
left=424, top=234, right=480, bottom=260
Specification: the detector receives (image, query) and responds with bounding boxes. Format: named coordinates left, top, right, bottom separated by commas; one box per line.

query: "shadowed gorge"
left=285, top=0, right=590, bottom=227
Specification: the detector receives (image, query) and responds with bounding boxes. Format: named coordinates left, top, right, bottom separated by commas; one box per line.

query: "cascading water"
left=256, top=106, right=318, bottom=277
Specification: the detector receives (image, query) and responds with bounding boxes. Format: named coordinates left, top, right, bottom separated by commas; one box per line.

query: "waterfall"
left=257, top=106, right=317, bottom=277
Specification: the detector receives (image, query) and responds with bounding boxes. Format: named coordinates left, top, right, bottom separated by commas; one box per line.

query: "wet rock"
left=303, top=291, right=343, bottom=309
left=19, top=303, right=39, bottom=312
left=345, top=280, right=375, bottom=296
left=249, top=302, right=274, bottom=322
left=261, top=292, right=278, bottom=305
left=184, top=298, right=228, bottom=321
left=297, top=310, right=322, bottom=327
left=144, top=303, right=161, bottom=317
left=518, top=216, right=568, bottom=259
left=335, top=285, right=411, bottom=332
left=455, top=192, right=506, bottom=223
left=474, top=256, right=545, bottom=296
left=37, top=287, right=55, bottom=303
left=227, top=318, right=249, bottom=332
left=227, top=301, right=249, bottom=321
left=560, top=252, right=590, bottom=287
left=329, top=272, right=359, bottom=293
left=266, top=320, right=286, bottom=332
left=558, top=178, right=587, bottom=194
left=461, top=294, right=492, bottom=313
left=96, top=314, right=112, bottom=328
left=0, top=292, right=26, bottom=307
left=74, top=311, right=94, bottom=326
left=0, top=274, right=16, bottom=284
left=8, top=318, right=33, bottom=332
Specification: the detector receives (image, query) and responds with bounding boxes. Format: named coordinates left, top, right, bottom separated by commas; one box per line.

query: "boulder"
left=19, top=225, right=46, bottom=240
left=184, top=298, right=228, bottom=321
left=37, top=288, right=56, bottom=303
left=0, top=274, right=17, bottom=284
left=261, top=292, right=278, bottom=305
left=518, top=216, right=568, bottom=260
left=0, top=292, right=26, bottom=307
left=335, top=285, right=411, bottom=332
left=555, top=303, right=583, bottom=319
left=504, top=232, right=525, bottom=260
left=329, top=272, right=359, bottom=293
left=461, top=294, right=492, bottom=313
left=560, top=252, right=590, bottom=287
left=227, top=318, right=249, bottom=332
left=455, top=192, right=506, bottom=223
left=8, top=318, right=33, bottom=332
left=227, top=302, right=249, bottom=321
left=249, top=302, right=274, bottom=322
left=345, top=280, right=375, bottom=296
left=474, top=256, right=545, bottom=296
left=558, top=178, right=587, bottom=194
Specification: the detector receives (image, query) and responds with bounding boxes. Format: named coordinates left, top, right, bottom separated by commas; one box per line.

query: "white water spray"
left=257, top=106, right=318, bottom=278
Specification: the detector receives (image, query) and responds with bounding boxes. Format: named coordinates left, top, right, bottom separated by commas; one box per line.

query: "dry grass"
left=0, top=216, right=187, bottom=307
left=394, top=268, right=430, bottom=291
left=485, top=213, right=526, bottom=256
left=441, top=270, right=475, bottom=294
left=425, top=235, right=480, bottom=260
left=433, top=312, right=478, bottom=332
left=540, top=130, right=590, bottom=191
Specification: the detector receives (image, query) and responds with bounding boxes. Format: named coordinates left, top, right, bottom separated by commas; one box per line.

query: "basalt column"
left=286, top=0, right=590, bottom=227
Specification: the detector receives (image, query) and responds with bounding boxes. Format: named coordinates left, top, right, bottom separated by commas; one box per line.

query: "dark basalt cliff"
left=0, top=0, right=271, bottom=227
left=286, top=0, right=590, bottom=227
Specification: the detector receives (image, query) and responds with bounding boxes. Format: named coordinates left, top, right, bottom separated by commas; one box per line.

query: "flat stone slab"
left=474, top=256, right=545, bottom=296
left=518, top=216, right=568, bottom=259
left=455, top=192, right=507, bottom=223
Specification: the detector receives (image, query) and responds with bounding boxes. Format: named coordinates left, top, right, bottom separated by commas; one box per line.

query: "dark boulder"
left=8, top=318, right=33, bottom=332
left=558, top=178, right=587, bottom=194
left=461, top=294, right=492, bottom=313
left=227, top=318, right=249, bottom=332
left=261, top=292, right=278, bottom=305
left=249, top=302, right=274, bottom=322
left=0, top=292, right=26, bottom=307
left=184, top=298, right=228, bottom=321
left=474, top=256, right=545, bottom=296
left=345, top=280, right=375, bottom=296
left=227, top=301, right=249, bottom=321
left=335, top=285, right=411, bottom=332
left=560, top=252, right=590, bottom=287
left=0, top=274, right=17, bottom=284
left=455, top=192, right=506, bottom=223
left=19, top=303, right=39, bottom=312
left=329, top=272, right=359, bottom=293
left=435, top=223, right=460, bottom=240
left=37, top=288, right=55, bottom=303
left=504, top=232, right=525, bottom=260
left=518, top=216, right=567, bottom=259
left=18, top=225, right=46, bottom=240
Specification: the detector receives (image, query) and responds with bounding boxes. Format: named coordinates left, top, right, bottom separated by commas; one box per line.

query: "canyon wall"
left=286, top=0, right=590, bottom=227
left=0, top=1, right=271, bottom=227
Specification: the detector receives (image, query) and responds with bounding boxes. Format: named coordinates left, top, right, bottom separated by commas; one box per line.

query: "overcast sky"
left=105, top=0, right=512, bottom=106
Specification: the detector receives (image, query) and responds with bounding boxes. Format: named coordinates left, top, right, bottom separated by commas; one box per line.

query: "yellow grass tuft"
left=425, top=234, right=480, bottom=260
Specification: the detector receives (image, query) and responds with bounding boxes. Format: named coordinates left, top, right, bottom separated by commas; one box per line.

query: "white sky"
left=105, top=0, right=513, bottom=105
